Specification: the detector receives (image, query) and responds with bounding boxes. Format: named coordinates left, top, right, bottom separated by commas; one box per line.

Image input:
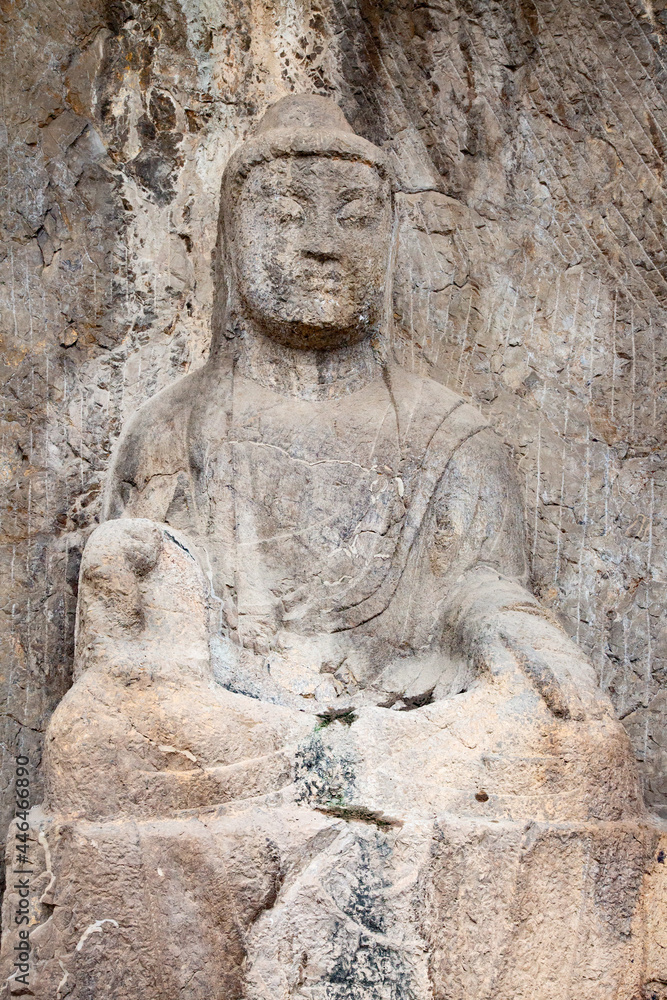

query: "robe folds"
left=104, top=361, right=543, bottom=706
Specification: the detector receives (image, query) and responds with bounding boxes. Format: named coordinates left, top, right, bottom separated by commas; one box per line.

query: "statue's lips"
left=282, top=267, right=346, bottom=294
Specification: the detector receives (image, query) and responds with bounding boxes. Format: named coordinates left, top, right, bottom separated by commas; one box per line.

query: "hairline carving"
left=221, top=129, right=393, bottom=199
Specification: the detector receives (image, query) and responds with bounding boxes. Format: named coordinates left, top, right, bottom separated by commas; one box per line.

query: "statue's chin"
left=238, top=285, right=384, bottom=350
left=244, top=303, right=375, bottom=351
left=257, top=320, right=372, bottom=351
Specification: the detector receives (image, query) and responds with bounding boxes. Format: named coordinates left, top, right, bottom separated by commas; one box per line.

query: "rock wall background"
left=1, top=0, right=665, bottom=855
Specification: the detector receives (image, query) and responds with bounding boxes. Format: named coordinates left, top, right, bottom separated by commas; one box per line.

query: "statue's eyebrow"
left=337, top=185, right=380, bottom=202
left=256, top=171, right=310, bottom=197
left=258, top=181, right=304, bottom=198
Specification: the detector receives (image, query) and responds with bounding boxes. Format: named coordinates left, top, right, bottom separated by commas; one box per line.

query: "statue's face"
left=232, top=156, right=392, bottom=349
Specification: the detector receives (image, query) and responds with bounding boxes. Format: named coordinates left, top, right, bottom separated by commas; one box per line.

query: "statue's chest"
left=195, top=379, right=406, bottom=623
left=232, top=431, right=404, bottom=569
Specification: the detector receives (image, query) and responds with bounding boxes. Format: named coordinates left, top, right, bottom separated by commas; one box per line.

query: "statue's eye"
left=270, top=196, right=305, bottom=224
left=337, top=199, right=373, bottom=227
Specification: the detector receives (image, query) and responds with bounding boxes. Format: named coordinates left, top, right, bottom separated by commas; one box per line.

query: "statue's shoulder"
left=389, top=365, right=488, bottom=451
left=389, top=366, right=519, bottom=501
left=104, top=365, right=230, bottom=518
left=115, top=368, right=205, bottom=456
left=117, top=363, right=232, bottom=447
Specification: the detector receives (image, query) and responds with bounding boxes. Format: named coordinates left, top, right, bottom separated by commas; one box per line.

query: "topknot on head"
left=254, top=94, right=355, bottom=136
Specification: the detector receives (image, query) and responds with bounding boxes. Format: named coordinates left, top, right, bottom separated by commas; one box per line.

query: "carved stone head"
left=214, top=95, right=394, bottom=352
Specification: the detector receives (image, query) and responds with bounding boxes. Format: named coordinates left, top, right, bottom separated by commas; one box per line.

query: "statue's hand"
left=79, top=518, right=163, bottom=635
left=75, top=518, right=211, bottom=682
left=471, top=607, right=612, bottom=721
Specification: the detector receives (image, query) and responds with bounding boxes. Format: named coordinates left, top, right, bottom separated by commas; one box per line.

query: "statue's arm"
left=103, top=380, right=194, bottom=523
left=433, top=427, right=609, bottom=720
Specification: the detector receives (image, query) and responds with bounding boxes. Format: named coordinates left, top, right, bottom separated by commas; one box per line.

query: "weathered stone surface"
left=0, top=94, right=664, bottom=998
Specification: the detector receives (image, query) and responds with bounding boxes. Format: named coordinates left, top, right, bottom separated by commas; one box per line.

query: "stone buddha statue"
left=2, top=96, right=665, bottom=1000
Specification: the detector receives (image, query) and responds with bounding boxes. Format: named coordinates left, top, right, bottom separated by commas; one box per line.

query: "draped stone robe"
left=104, top=359, right=534, bottom=709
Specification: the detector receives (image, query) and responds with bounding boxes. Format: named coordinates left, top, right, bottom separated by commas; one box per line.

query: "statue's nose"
left=300, top=213, right=340, bottom=261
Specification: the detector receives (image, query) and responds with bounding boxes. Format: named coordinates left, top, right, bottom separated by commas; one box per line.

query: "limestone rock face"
left=1, top=93, right=665, bottom=999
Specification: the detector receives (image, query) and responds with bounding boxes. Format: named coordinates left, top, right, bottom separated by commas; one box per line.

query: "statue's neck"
left=235, top=327, right=382, bottom=401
